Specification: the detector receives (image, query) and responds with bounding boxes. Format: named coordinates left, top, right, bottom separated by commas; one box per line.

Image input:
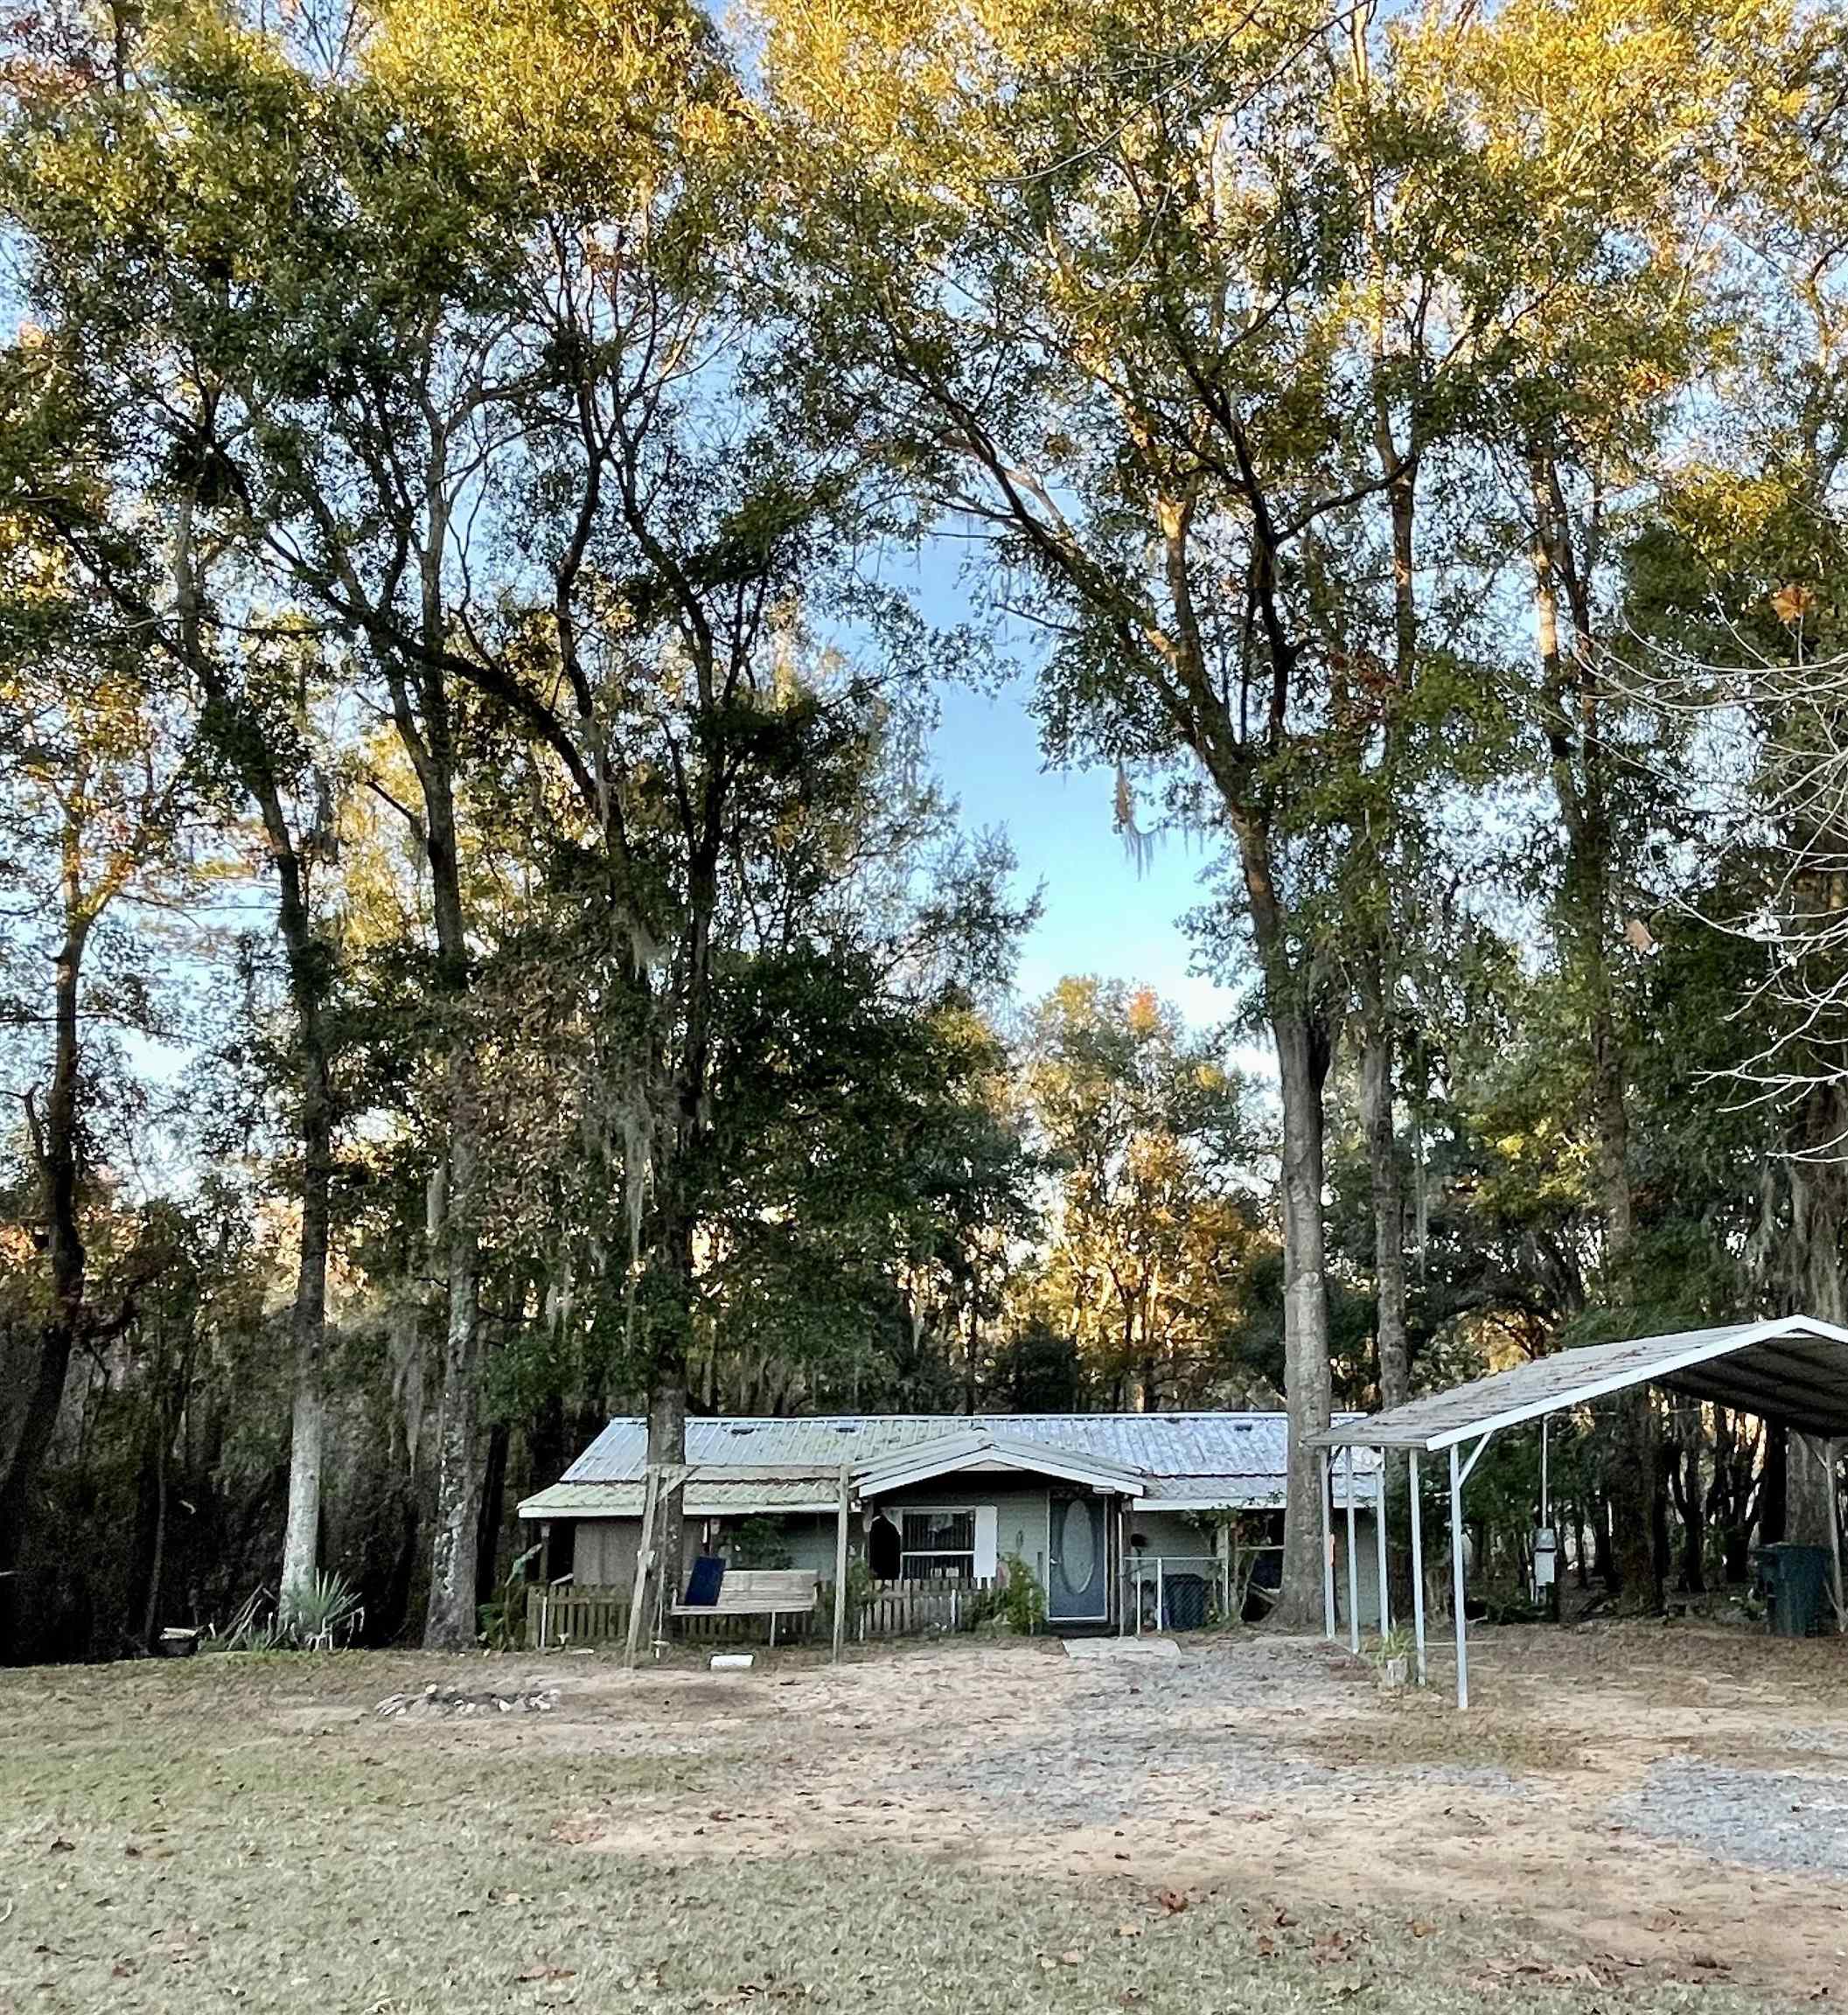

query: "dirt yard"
left=1, top=1621, right=1842, bottom=2012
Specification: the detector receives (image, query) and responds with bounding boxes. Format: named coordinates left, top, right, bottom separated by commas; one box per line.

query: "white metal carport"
left=1310, top=1316, right=1848, bottom=1707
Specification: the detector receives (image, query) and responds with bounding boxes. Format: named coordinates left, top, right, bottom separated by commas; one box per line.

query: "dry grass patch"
left=1297, top=1695, right=1588, bottom=1776
left=2, top=1636, right=1839, bottom=2011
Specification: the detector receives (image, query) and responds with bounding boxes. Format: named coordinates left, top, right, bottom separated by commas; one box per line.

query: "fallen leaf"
left=1159, top=1889, right=1189, bottom=1914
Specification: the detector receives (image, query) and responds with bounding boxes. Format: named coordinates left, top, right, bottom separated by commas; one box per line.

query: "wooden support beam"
left=624, top=1465, right=661, bottom=1670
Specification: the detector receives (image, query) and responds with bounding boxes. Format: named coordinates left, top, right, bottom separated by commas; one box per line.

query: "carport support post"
left=1320, top=1447, right=1335, bottom=1641
left=1827, top=1440, right=1845, bottom=1636
left=1374, top=1451, right=1390, bottom=1637
left=1344, top=1447, right=1360, bottom=1655
left=1450, top=1444, right=1468, bottom=1711
left=1409, top=1449, right=1426, bottom=1686
left=832, top=1461, right=849, bottom=1663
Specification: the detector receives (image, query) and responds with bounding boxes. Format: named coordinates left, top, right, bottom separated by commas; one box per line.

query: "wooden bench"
left=671, top=1567, right=819, bottom=1644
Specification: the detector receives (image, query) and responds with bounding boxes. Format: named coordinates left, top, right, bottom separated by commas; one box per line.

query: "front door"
left=1047, top=1489, right=1109, bottom=1622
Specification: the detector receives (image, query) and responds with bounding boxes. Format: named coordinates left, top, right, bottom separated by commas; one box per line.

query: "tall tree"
left=761, top=0, right=1529, bottom=1617
left=0, top=345, right=199, bottom=1650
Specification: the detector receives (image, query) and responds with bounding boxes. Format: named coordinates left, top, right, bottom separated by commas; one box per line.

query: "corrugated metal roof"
left=519, top=1477, right=843, bottom=1519
left=565, top=1410, right=1365, bottom=1482
left=540, top=1409, right=1378, bottom=1517
left=1313, top=1316, right=1848, bottom=1450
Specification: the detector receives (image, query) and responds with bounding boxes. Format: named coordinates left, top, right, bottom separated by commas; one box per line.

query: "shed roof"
left=1312, top=1316, right=1848, bottom=1451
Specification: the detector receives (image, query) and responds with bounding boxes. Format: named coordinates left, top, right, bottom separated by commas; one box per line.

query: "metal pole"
left=831, top=1462, right=850, bottom=1663
left=1374, top=1451, right=1390, bottom=1636
left=1320, top=1447, right=1335, bottom=1640
left=1540, top=1416, right=1551, bottom=1528
left=1156, top=1556, right=1165, bottom=1634
left=1409, top=1448, right=1426, bottom=1686
left=1450, top=1443, right=1468, bottom=1711
left=1344, top=1447, right=1360, bottom=1654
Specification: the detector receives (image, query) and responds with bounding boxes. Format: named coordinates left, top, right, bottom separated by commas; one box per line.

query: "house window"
left=899, top=1509, right=976, bottom=1581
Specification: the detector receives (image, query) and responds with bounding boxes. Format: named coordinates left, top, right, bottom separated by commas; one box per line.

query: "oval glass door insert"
left=1060, top=1497, right=1096, bottom=1591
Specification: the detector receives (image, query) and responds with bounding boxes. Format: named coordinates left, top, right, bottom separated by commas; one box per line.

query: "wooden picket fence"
left=854, top=1576, right=1000, bottom=1639
left=525, top=1576, right=1000, bottom=1651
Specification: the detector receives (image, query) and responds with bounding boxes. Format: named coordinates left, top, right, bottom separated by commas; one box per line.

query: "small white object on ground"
left=710, top=1653, right=755, bottom=1670
left=1063, top=1636, right=1181, bottom=1661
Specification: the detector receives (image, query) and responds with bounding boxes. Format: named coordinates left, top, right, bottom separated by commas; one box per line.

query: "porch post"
left=1118, top=1501, right=1129, bottom=1636
left=1320, top=1447, right=1335, bottom=1640
left=1374, top=1449, right=1390, bottom=1637
left=1344, top=1447, right=1360, bottom=1654
left=1450, top=1443, right=1468, bottom=1711
left=832, top=1461, right=850, bottom=1663
left=1409, top=1448, right=1426, bottom=1686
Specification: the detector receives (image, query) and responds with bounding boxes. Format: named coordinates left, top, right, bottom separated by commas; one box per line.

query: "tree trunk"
left=178, top=509, right=339, bottom=1620
left=1528, top=451, right=1654, bottom=1606
left=1787, top=1431, right=1835, bottom=1551
left=1273, top=1001, right=1335, bottom=1629
left=404, top=654, right=488, bottom=1654
left=475, top=1419, right=510, bottom=1613
left=1678, top=1411, right=1706, bottom=1593
left=141, top=1392, right=169, bottom=1651
left=423, top=1067, right=485, bottom=1649
left=1763, top=1423, right=1789, bottom=1544
left=274, top=848, right=334, bottom=1614
left=0, top=909, right=89, bottom=1661
left=647, top=1348, right=690, bottom=1631
left=1593, top=1496, right=1614, bottom=1590
left=1357, top=987, right=1409, bottom=1410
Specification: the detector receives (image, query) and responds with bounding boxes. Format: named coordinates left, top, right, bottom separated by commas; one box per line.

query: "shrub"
left=728, top=1516, right=794, bottom=1569
left=998, top=1553, right=1046, bottom=1635
left=277, top=1570, right=365, bottom=1650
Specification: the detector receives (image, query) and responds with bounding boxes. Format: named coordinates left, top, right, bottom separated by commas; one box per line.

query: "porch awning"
left=1311, top=1316, right=1848, bottom=1451
left=853, top=1429, right=1147, bottom=1499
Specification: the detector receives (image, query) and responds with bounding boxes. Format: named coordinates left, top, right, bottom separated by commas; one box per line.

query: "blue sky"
left=928, top=675, right=1243, bottom=1034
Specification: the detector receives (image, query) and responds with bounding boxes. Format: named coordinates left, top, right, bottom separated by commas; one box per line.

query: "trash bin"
left=1753, top=1543, right=1831, bottom=1638
left=1161, top=1573, right=1208, bottom=1631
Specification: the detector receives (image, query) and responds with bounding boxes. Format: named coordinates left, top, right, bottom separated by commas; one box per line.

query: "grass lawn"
left=0, top=1633, right=1831, bottom=2012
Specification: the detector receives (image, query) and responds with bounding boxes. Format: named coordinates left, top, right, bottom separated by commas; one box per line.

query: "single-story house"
left=519, top=1412, right=1384, bottom=1632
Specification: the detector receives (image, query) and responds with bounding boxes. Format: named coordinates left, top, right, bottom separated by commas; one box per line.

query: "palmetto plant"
left=277, top=1571, right=365, bottom=1651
